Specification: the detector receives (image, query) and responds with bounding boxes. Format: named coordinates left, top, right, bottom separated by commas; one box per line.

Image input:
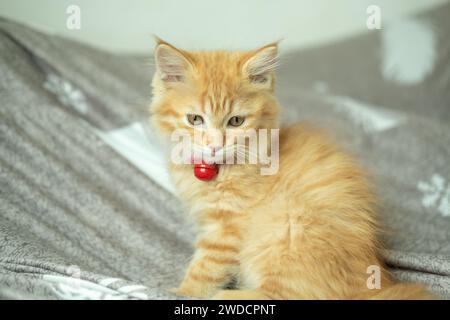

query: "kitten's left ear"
left=154, top=37, right=193, bottom=84
left=243, top=42, right=279, bottom=89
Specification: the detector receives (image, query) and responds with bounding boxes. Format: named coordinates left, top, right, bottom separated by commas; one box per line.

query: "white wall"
left=0, top=0, right=448, bottom=54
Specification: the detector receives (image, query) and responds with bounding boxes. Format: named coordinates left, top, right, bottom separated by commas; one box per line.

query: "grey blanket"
left=1, top=3, right=449, bottom=299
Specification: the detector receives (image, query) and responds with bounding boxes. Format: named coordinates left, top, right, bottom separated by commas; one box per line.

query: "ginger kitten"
left=149, top=39, right=432, bottom=299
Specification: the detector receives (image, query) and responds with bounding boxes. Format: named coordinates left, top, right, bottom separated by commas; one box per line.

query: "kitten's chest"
left=171, top=164, right=265, bottom=214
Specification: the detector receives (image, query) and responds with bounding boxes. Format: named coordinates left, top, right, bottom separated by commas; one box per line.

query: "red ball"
left=194, top=162, right=218, bottom=181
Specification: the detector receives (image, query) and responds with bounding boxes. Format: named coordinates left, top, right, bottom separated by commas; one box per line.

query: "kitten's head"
left=150, top=38, right=280, bottom=163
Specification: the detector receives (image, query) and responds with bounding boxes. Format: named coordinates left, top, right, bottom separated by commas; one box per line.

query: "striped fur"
left=150, top=40, right=433, bottom=300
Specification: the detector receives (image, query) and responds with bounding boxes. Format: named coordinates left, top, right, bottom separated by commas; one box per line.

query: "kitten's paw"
left=167, top=286, right=212, bottom=299
left=167, top=287, right=183, bottom=296
left=167, top=287, right=194, bottom=298
left=212, top=289, right=270, bottom=300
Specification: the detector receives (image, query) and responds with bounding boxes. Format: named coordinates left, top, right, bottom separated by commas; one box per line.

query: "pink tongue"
left=193, top=161, right=218, bottom=181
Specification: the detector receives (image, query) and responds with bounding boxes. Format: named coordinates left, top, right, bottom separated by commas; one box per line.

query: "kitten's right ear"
left=154, top=38, right=193, bottom=83
left=243, top=42, right=279, bottom=89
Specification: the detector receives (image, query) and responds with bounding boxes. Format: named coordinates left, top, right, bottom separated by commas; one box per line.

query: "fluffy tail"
left=360, top=283, right=435, bottom=300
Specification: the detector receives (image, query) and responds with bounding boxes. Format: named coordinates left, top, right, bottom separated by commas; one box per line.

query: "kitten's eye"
left=227, top=116, right=245, bottom=127
left=187, top=114, right=204, bottom=126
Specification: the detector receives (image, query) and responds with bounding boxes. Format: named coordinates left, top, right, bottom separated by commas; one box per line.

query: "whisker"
left=236, top=144, right=259, bottom=159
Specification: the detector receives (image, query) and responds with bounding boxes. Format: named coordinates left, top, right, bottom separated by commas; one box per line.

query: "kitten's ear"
left=243, top=42, right=279, bottom=89
left=154, top=38, right=193, bottom=84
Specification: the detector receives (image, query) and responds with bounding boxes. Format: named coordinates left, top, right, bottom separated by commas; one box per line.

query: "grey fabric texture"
left=0, top=3, right=449, bottom=299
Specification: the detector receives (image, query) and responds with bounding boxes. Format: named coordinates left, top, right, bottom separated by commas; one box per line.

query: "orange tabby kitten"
left=150, top=38, right=432, bottom=299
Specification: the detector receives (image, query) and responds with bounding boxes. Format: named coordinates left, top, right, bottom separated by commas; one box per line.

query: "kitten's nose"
left=204, top=129, right=223, bottom=155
